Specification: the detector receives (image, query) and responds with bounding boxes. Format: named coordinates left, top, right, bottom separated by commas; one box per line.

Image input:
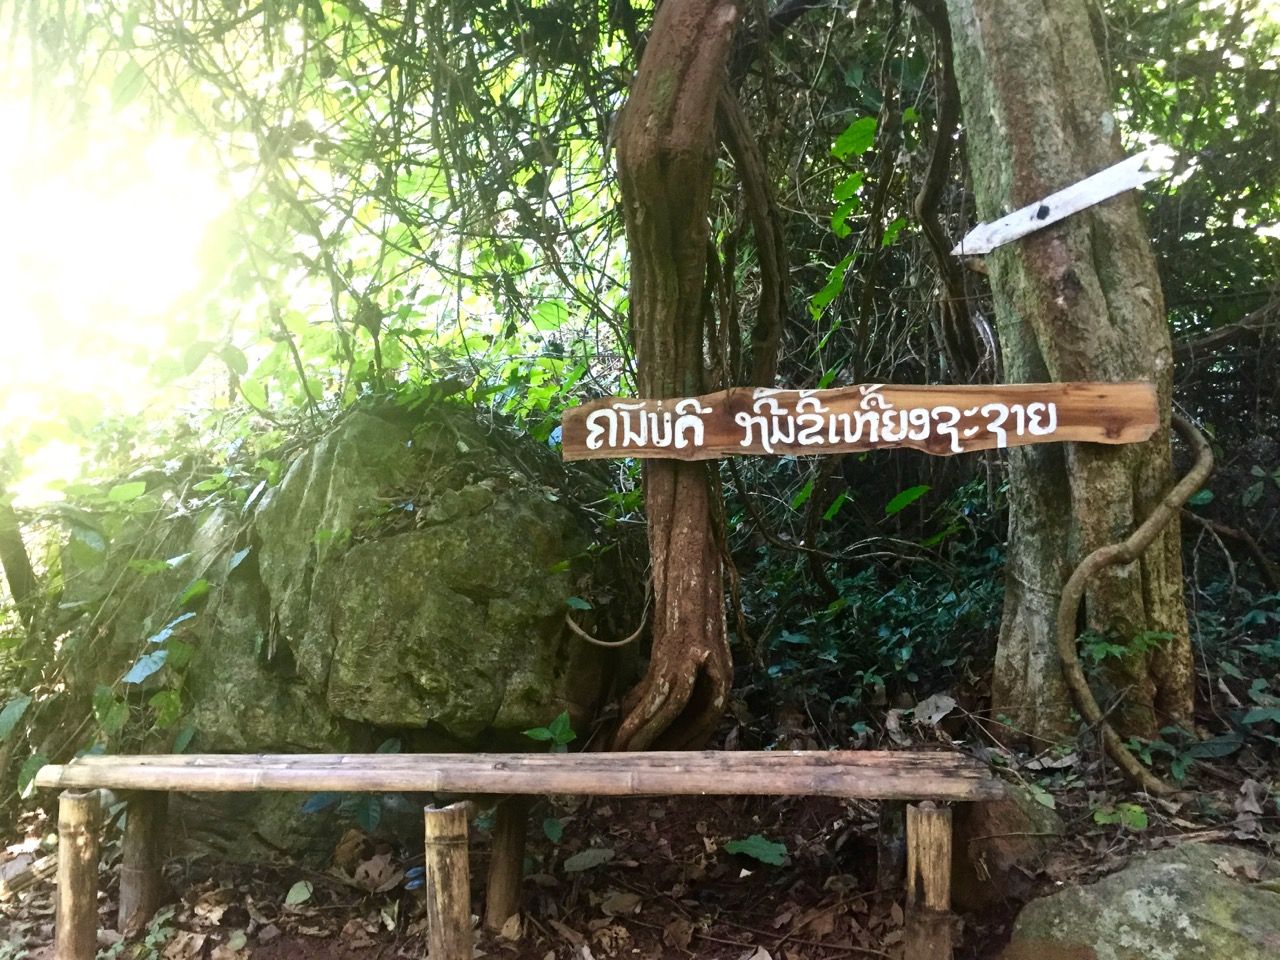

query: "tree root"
left=1056, top=413, right=1214, bottom=795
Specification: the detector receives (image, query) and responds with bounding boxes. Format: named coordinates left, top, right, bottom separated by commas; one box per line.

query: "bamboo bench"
left=35, top=750, right=1004, bottom=960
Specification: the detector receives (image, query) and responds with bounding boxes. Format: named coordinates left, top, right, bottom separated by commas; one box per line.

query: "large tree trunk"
left=611, top=0, right=739, bottom=750
left=945, top=0, right=1191, bottom=741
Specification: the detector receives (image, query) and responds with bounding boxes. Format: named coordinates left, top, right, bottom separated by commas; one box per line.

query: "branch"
left=717, top=87, right=790, bottom=386
left=1056, top=414, right=1215, bottom=795
left=728, top=0, right=832, bottom=82
left=1174, top=298, right=1278, bottom=366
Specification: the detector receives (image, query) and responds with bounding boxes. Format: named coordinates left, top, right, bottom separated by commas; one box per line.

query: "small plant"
left=98, top=906, right=176, bottom=959
left=300, top=738, right=401, bottom=830
left=1092, top=802, right=1149, bottom=831
left=723, top=833, right=789, bottom=866
left=524, top=710, right=576, bottom=753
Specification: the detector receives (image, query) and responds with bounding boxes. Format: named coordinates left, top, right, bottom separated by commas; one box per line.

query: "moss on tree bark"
left=945, top=0, right=1191, bottom=741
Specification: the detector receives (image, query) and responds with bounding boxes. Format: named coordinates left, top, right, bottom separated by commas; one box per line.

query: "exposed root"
left=1056, top=414, right=1214, bottom=795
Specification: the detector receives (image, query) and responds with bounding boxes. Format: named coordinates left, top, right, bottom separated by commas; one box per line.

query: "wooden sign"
left=951, top=145, right=1175, bottom=255
left=561, top=382, right=1157, bottom=462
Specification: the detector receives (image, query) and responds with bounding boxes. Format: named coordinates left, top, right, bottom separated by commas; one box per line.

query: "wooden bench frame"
left=35, top=750, right=1004, bottom=960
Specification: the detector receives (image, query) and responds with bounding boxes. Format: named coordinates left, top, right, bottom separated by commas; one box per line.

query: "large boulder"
left=67, top=403, right=622, bottom=859
left=1002, top=842, right=1280, bottom=960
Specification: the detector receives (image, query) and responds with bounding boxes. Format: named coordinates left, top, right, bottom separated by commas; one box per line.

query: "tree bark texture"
left=0, top=495, right=37, bottom=630
left=612, top=0, right=739, bottom=750
left=945, top=0, right=1190, bottom=740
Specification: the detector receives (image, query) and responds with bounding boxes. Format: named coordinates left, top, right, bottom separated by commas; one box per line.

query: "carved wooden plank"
left=561, top=381, right=1156, bottom=461
left=35, top=751, right=1005, bottom=801
left=951, top=145, right=1173, bottom=255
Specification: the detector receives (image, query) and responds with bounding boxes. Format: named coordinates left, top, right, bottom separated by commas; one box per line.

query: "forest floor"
left=2, top=704, right=1275, bottom=960
left=5, top=790, right=995, bottom=960
left=2, top=767, right=1271, bottom=960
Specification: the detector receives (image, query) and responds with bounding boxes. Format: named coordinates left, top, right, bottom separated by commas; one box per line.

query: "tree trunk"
left=945, top=0, right=1191, bottom=741
left=612, top=0, right=739, bottom=750
left=0, top=495, right=37, bottom=631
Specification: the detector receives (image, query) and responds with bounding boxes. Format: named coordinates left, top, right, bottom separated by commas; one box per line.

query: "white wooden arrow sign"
left=951, top=145, right=1175, bottom=256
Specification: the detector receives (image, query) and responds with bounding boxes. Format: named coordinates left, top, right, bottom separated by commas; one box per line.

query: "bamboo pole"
left=424, top=802, right=474, bottom=960
left=483, top=796, right=531, bottom=934
left=118, top=792, right=168, bottom=936
left=905, top=802, right=953, bottom=960
left=55, top=789, right=100, bottom=960
left=34, top=751, right=1005, bottom=801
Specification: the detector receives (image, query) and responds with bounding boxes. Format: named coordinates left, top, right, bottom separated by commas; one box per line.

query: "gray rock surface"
left=1002, top=842, right=1280, bottom=960
left=74, top=403, right=617, bottom=859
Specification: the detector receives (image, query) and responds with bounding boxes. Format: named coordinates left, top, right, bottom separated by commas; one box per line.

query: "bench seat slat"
left=34, top=751, right=1003, bottom=801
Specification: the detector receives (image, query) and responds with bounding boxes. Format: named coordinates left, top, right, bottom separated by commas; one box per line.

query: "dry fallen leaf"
left=499, top=912, right=522, bottom=941
left=354, top=852, right=404, bottom=893
left=662, top=916, right=694, bottom=950
left=600, top=890, right=641, bottom=916
left=548, top=918, right=585, bottom=946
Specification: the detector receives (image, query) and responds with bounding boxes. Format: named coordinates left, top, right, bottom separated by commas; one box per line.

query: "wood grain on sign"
left=561, top=381, right=1158, bottom=461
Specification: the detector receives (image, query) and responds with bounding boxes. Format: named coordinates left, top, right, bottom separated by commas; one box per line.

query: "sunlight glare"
left=0, top=93, right=231, bottom=502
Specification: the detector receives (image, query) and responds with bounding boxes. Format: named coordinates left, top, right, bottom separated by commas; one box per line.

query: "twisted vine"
left=1056, top=413, right=1214, bottom=795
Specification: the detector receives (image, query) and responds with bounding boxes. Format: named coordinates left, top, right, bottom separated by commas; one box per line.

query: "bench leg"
left=905, top=801, right=953, bottom=960
left=55, top=789, right=100, bottom=960
left=425, top=802, right=474, bottom=960
left=118, top=791, right=168, bottom=937
left=483, top=795, right=530, bottom=934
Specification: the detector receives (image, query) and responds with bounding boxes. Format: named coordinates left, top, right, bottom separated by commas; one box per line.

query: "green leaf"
left=1187, top=489, right=1214, bottom=506
left=790, top=480, right=814, bottom=510
left=219, top=346, right=249, bottom=376
left=723, top=834, right=789, bottom=866
left=111, top=58, right=147, bottom=107
left=523, top=726, right=554, bottom=742
left=178, top=579, right=211, bottom=606
left=122, top=650, right=169, bottom=684
left=532, top=300, right=570, bottom=331
left=1093, top=803, right=1148, bottom=831
left=183, top=341, right=214, bottom=374
left=1187, top=731, right=1242, bottom=758
left=241, top=379, right=269, bottom=409
left=92, top=685, right=129, bottom=736
left=0, top=694, right=32, bottom=742
left=149, top=690, right=183, bottom=729
left=548, top=710, right=576, bottom=746
left=108, top=481, right=147, bottom=503
left=881, top=216, right=907, bottom=247
left=353, top=795, right=382, bottom=832
left=562, top=847, right=614, bottom=873
left=18, top=753, right=48, bottom=799
left=376, top=737, right=401, bottom=753
left=822, top=491, right=848, bottom=521
left=1243, top=706, right=1280, bottom=724
left=831, top=116, right=877, bottom=159
left=885, top=484, right=930, bottom=516
left=831, top=198, right=860, bottom=239
left=833, top=171, right=864, bottom=202
left=542, top=817, right=564, bottom=844
left=173, top=722, right=197, bottom=753
left=285, top=880, right=314, bottom=905
left=809, top=252, right=854, bottom=321
left=565, top=596, right=592, bottom=611
left=1028, top=784, right=1056, bottom=810
left=166, top=640, right=195, bottom=672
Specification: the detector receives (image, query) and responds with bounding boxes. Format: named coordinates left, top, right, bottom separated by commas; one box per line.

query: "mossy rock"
left=1003, top=843, right=1280, bottom=960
